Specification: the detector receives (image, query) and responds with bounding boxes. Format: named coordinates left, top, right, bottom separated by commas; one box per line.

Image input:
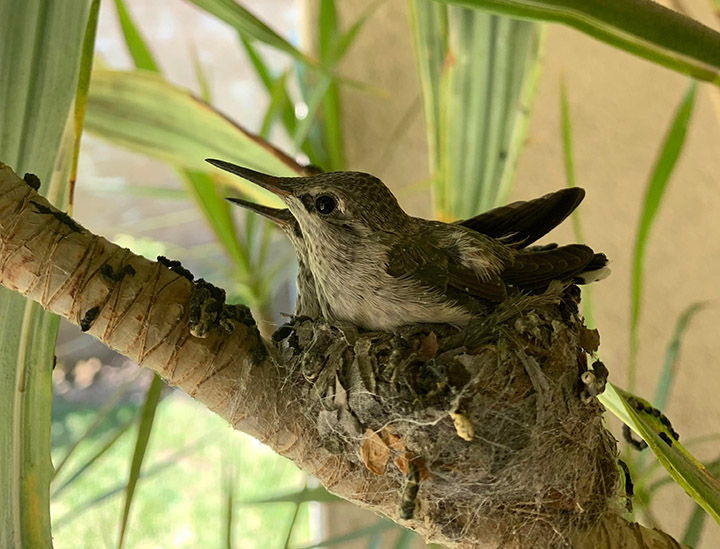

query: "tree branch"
left=0, top=163, right=685, bottom=548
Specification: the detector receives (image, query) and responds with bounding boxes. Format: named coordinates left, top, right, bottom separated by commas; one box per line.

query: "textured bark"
left=0, top=164, right=685, bottom=548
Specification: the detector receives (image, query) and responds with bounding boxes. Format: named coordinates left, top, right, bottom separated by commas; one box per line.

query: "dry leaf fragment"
left=360, top=428, right=390, bottom=475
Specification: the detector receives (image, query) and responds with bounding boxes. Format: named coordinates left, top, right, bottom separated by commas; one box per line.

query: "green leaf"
left=436, top=0, right=720, bottom=85
left=52, top=371, right=140, bottom=481
left=629, top=82, right=697, bottom=391
left=392, top=528, right=415, bottom=549
left=222, top=460, right=236, bottom=549
left=51, top=418, right=135, bottom=500
left=239, top=485, right=342, bottom=505
left=68, top=0, right=102, bottom=207
left=410, top=3, right=545, bottom=219
left=0, top=1, right=91, bottom=547
left=653, top=302, right=705, bottom=411
left=117, top=374, right=165, bottom=548
left=186, top=0, right=312, bottom=65
left=85, top=69, right=302, bottom=205
left=682, top=503, right=708, bottom=546
left=53, top=432, right=215, bottom=530
left=558, top=77, right=594, bottom=328
left=179, top=169, right=250, bottom=273
left=113, top=0, right=159, bottom=72
left=293, top=520, right=395, bottom=549
left=111, top=3, right=252, bottom=280
left=599, top=384, right=720, bottom=522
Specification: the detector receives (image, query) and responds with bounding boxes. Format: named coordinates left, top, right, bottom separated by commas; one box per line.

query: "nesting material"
left=274, top=284, right=620, bottom=547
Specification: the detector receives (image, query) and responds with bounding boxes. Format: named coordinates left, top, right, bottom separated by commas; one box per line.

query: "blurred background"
left=47, top=0, right=720, bottom=547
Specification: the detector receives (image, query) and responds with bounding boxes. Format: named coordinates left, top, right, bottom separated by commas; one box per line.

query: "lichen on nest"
left=272, top=283, right=620, bottom=547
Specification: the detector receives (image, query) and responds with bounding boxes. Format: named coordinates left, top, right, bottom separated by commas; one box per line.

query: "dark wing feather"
left=458, top=188, right=585, bottom=247
left=501, top=244, right=602, bottom=290
left=386, top=234, right=507, bottom=303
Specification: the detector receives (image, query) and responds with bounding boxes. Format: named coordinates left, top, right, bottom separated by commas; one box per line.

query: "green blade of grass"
left=259, top=71, right=292, bottom=139
left=292, top=0, right=381, bottom=161
left=111, top=0, right=251, bottom=277
left=653, top=302, right=706, bottom=411
left=558, top=77, right=594, bottom=328
left=410, top=2, right=544, bottom=219
left=408, top=0, right=449, bottom=214
left=113, top=0, right=159, bottom=72
left=51, top=418, right=135, bottom=500
left=190, top=45, right=212, bottom=103
left=68, top=0, right=101, bottom=210
left=294, top=520, right=395, bottom=549
left=599, top=383, right=720, bottom=522
left=52, top=371, right=140, bottom=480
left=85, top=69, right=303, bottom=202
left=0, top=1, right=91, bottom=546
left=393, top=528, right=415, bottom=548
left=629, top=82, right=697, bottom=391
left=682, top=503, right=708, bottom=547
left=222, top=459, right=236, bottom=549
left=53, top=432, right=215, bottom=530
left=117, top=374, right=165, bottom=549
left=239, top=485, right=342, bottom=505
left=436, top=0, right=720, bottom=85
left=186, top=0, right=313, bottom=66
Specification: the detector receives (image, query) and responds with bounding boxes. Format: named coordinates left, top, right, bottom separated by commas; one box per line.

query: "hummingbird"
left=211, top=159, right=608, bottom=331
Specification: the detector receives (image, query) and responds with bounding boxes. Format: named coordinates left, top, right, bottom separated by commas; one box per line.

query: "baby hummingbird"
left=212, top=159, right=608, bottom=331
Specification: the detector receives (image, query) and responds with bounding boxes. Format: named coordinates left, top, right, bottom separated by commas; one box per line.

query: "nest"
left=272, top=284, right=620, bottom=548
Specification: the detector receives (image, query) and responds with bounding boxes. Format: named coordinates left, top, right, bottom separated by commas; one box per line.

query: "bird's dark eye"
left=315, top=195, right=336, bottom=215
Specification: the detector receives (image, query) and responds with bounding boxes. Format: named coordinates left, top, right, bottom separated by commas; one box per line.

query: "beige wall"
left=323, top=0, right=720, bottom=546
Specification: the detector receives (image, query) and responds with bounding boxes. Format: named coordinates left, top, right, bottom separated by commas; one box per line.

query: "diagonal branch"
left=0, top=163, right=684, bottom=548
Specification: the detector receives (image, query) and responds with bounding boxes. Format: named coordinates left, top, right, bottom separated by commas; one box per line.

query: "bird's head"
left=209, top=159, right=409, bottom=243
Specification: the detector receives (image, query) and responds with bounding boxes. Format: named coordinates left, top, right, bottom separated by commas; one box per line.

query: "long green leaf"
left=0, top=1, right=91, bottom=547
left=410, top=2, right=544, bottom=219
left=113, top=0, right=159, bottom=72
left=186, top=0, right=311, bottom=65
left=51, top=418, right=135, bottom=500
left=294, top=520, right=395, bottom=549
left=629, top=82, right=697, bottom=391
left=239, top=486, right=342, bottom=505
left=53, top=432, right=215, bottom=530
left=558, top=77, right=594, bottom=328
left=112, top=1, right=251, bottom=277
left=682, top=503, right=708, bottom=546
left=85, top=69, right=302, bottom=204
left=52, top=371, right=140, bottom=480
left=223, top=459, right=236, bottom=549
left=436, top=0, right=720, bottom=85
left=117, top=374, right=165, bottom=548
left=653, top=302, right=705, bottom=411
left=600, top=384, right=720, bottom=523
left=68, top=0, right=101, bottom=208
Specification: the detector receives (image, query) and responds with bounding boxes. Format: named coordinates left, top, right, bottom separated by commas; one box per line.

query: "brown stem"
left=0, top=163, right=685, bottom=548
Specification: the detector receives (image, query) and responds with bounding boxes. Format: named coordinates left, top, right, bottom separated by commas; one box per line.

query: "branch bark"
left=0, top=163, right=685, bottom=548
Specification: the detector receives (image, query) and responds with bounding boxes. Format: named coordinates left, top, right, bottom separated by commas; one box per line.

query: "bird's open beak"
left=226, top=196, right=293, bottom=228
left=206, top=159, right=293, bottom=198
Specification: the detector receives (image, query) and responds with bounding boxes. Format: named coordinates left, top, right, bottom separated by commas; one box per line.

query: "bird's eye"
left=315, top=195, right=336, bottom=215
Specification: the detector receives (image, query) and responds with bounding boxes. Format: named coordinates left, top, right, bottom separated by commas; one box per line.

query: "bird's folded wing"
left=385, top=235, right=507, bottom=303
left=457, top=187, right=585, bottom=247
left=501, top=244, right=595, bottom=289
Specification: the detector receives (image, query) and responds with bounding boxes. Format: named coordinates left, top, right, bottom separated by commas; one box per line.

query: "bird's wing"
left=457, top=187, right=585, bottom=247
left=385, top=228, right=508, bottom=303
left=501, top=244, right=598, bottom=290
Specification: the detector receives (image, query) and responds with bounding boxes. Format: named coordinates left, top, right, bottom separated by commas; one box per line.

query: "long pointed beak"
left=207, top=159, right=293, bottom=198
left=226, top=196, right=293, bottom=228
